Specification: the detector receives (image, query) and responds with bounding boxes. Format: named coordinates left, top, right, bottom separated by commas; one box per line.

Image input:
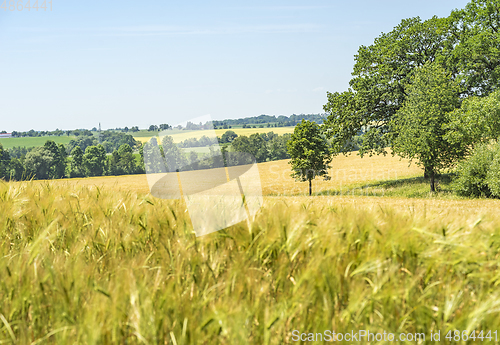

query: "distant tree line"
left=102, top=126, right=140, bottom=133
left=0, top=140, right=144, bottom=181
left=6, top=115, right=324, bottom=138
left=147, top=124, right=172, bottom=131
left=177, top=135, right=219, bottom=148
left=0, top=130, right=294, bottom=181
left=0, top=130, right=141, bottom=181
left=66, top=132, right=140, bottom=154
left=11, top=126, right=146, bottom=137
left=11, top=129, right=93, bottom=137
left=142, top=131, right=292, bottom=174
left=212, top=114, right=326, bottom=128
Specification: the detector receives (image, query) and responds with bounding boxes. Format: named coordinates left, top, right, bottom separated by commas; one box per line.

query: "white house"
left=0, top=133, right=12, bottom=138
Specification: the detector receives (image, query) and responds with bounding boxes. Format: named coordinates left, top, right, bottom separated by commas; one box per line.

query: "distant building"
left=0, top=133, right=12, bottom=138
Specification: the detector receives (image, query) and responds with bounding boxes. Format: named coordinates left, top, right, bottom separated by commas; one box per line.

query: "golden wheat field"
left=32, top=152, right=422, bottom=196
left=24, top=151, right=499, bottom=217
left=3, top=153, right=500, bottom=343
left=22, top=151, right=500, bottom=220
left=133, top=127, right=295, bottom=144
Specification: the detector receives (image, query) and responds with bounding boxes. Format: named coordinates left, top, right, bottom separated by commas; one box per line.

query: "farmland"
left=25, top=151, right=423, bottom=196
left=1, top=167, right=496, bottom=336
left=133, top=127, right=295, bottom=144
left=0, top=136, right=75, bottom=149
left=0, top=128, right=293, bottom=149
left=3, top=152, right=500, bottom=342
left=4, top=0, right=500, bottom=342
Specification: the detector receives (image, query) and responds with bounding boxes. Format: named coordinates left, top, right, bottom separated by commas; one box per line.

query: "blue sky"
left=0, top=0, right=469, bottom=131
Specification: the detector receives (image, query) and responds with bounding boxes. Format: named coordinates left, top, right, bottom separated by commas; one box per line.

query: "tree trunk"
left=309, top=179, right=312, bottom=196
left=430, top=170, right=435, bottom=192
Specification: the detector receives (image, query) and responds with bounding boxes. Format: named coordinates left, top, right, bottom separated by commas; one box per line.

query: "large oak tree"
left=323, top=0, right=500, bottom=161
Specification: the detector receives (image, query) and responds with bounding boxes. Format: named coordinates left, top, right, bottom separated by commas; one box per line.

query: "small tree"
left=0, top=144, right=10, bottom=180
left=391, top=62, right=465, bottom=192
left=69, top=146, right=85, bottom=178
left=161, top=136, right=184, bottom=172
left=43, top=140, right=67, bottom=179
left=287, top=120, right=331, bottom=196
left=116, top=143, right=137, bottom=174
left=83, top=145, right=107, bottom=177
left=220, top=130, right=238, bottom=143
left=24, top=147, right=54, bottom=180
left=9, top=158, right=24, bottom=181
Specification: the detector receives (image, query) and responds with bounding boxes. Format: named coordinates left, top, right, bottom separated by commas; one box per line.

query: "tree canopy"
left=24, top=147, right=54, bottom=180
left=446, top=89, right=500, bottom=151
left=0, top=144, right=10, bottom=180
left=391, top=62, right=465, bottom=192
left=287, top=120, right=331, bottom=196
left=323, top=0, right=500, bottom=157
left=83, top=145, right=107, bottom=177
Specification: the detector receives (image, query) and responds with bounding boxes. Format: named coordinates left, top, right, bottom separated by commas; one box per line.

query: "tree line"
left=0, top=141, right=143, bottom=181
left=212, top=113, right=326, bottom=127
left=0, top=131, right=293, bottom=181
left=66, top=131, right=140, bottom=153
left=142, top=131, right=291, bottom=174
left=11, top=129, right=93, bottom=137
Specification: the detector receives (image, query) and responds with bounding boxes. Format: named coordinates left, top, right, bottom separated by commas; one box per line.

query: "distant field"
left=131, top=130, right=157, bottom=137
left=134, top=127, right=295, bottom=144
left=0, top=136, right=75, bottom=149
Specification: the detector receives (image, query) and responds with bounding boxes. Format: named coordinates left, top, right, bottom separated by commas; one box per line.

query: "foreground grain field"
left=2, top=180, right=500, bottom=343
left=3, top=153, right=500, bottom=343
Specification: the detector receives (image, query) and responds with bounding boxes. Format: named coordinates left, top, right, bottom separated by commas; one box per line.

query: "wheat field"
left=2, top=153, right=500, bottom=343
left=133, top=127, right=295, bottom=144
left=32, top=152, right=423, bottom=196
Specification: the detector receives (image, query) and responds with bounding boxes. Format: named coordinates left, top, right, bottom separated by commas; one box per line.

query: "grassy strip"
left=315, top=173, right=476, bottom=199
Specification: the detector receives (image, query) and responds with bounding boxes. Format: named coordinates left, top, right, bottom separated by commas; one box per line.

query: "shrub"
left=452, top=142, right=500, bottom=198
left=486, top=144, right=500, bottom=197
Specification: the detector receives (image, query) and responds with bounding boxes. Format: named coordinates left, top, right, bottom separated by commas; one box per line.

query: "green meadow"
left=0, top=136, right=75, bottom=150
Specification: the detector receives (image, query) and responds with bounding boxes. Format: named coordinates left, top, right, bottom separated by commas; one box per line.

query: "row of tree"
left=107, top=126, right=140, bottom=133
left=212, top=113, right=326, bottom=127
left=4, top=114, right=322, bottom=139
left=0, top=141, right=143, bottom=181
left=230, top=132, right=291, bottom=162
left=142, top=131, right=292, bottom=174
left=66, top=132, right=140, bottom=154
left=11, top=129, right=93, bottom=137
left=177, top=135, right=219, bottom=148
left=0, top=130, right=295, bottom=181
